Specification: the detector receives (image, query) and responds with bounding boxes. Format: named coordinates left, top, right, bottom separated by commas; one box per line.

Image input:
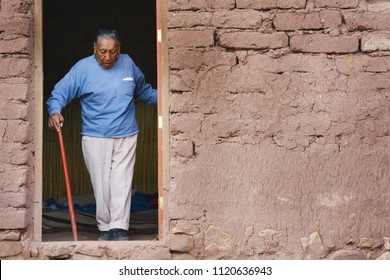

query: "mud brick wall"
left=1, top=0, right=390, bottom=260
left=167, top=0, right=390, bottom=259
left=0, top=0, right=33, bottom=258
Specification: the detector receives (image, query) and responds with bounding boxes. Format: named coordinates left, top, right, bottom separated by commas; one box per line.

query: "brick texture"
left=211, top=10, right=263, bottom=29
left=274, top=13, right=322, bottom=31
left=362, top=32, right=390, bottom=52
left=168, top=10, right=263, bottom=29
left=168, top=30, right=214, bottom=48
left=0, top=15, right=31, bottom=36
left=274, top=11, right=342, bottom=31
left=163, top=0, right=390, bottom=262
left=3, top=120, right=30, bottom=143
left=345, top=12, right=390, bottom=31
left=207, top=0, right=236, bottom=10
left=0, top=83, right=28, bottom=101
left=0, top=192, right=27, bottom=208
left=290, top=34, right=359, bottom=53
left=0, top=58, right=30, bottom=78
left=236, top=0, right=307, bottom=9
left=0, top=209, right=27, bottom=229
left=220, top=31, right=288, bottom=49
left=0, top=169, right=28, bottom=192
left=168, top=0, right=236, bottom=11
left=0, top=0, right=40, bottom=259
left=0, top=38, right=29, bottom=54
left=313, top=0, right=359, bottom=8
left=168, top=0, right=207, bottom=11
left=168, top=12, right=212, bottom=28
left=1, top=0, right=33, bottom=14
left=319, top=10, right=343, bottom=29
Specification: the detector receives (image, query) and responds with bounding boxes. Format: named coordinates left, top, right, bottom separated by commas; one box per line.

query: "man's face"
left=94, top=37, right=120, bottom=69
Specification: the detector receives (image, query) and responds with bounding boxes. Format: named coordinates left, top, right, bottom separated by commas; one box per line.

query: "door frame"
left=33, top=0, right=169, bottom=241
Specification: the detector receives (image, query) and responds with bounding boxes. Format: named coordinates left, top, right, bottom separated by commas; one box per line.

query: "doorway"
left=41, top=0, right=158, bottom=241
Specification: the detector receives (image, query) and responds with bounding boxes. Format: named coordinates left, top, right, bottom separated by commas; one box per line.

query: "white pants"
left=81, top=135, right=137, bottom=231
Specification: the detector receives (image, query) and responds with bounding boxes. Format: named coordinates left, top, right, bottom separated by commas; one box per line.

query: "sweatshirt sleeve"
left=46, top=66, right=81, bottom=116
left=132, top=63, right=158, bottom=105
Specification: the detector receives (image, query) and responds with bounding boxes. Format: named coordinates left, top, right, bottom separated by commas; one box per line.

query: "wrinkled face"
left=94, top=37, right=120, bottom=69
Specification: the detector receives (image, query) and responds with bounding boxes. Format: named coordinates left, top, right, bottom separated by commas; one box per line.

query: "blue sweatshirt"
left=46, top=54, right=157, bottom=138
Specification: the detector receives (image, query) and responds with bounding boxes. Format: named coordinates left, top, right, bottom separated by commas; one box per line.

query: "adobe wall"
left=166, top=0, right=390, bottom=260
left=0, top=0, right=35, bottom=258
left=1, top=0, right=390, bottom=259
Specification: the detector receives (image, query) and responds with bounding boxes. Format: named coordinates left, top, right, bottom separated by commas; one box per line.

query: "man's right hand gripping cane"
left=48, top=112, right=64, bottom=131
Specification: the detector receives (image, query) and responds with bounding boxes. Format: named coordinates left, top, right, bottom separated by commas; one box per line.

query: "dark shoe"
left=109, top=228, right=129, bottom=241
left=98, top=231, right=110, bottom=241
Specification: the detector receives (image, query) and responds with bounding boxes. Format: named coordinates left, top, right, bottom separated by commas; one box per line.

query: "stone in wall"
left=376, top=251, right=390, bottom=260
left=0, top=230, right=21, bottom=241
left=0, top=241, right=23, bottom=258
left=362, top=32, right=390, bottom=52
left=257, top=229, right=282, bottom=253
left=384, top=237, right=390, bottom=250
left=245, top=227, right=254, bottom=237
left=329, top=249, right=366, bottom=260
left=301, top=231, right=327, bottom=259
left=170, top=234, right=195, bottom=253
left=75, top=244, right=106, bottom=258
left=168, top=201, right=204, bottom=220
left=172, top=226, right=200, bottom=235
left=364, top=0, right=390, bottom=10
left=204, top=226, right=232, bottom=255
left=357, top=237, right=375, bottom=248
left=41, top=243, right=73, bottom=260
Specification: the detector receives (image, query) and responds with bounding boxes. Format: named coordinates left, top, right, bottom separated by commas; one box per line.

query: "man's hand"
left=48, top=113, right=64, bottom=131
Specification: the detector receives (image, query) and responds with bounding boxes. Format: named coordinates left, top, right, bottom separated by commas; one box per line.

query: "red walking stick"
left=57, top=128, right=78, bottom=241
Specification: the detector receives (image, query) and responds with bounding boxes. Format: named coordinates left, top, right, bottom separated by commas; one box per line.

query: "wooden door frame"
left=33, top=0, right=43, bottom=241
left=33, top=0, right=169, bottom=241
left=156, top=0, right=169, bottom=240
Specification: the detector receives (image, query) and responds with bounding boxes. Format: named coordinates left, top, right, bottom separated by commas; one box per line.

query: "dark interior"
left=42, top=0, right=158, bottom=240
